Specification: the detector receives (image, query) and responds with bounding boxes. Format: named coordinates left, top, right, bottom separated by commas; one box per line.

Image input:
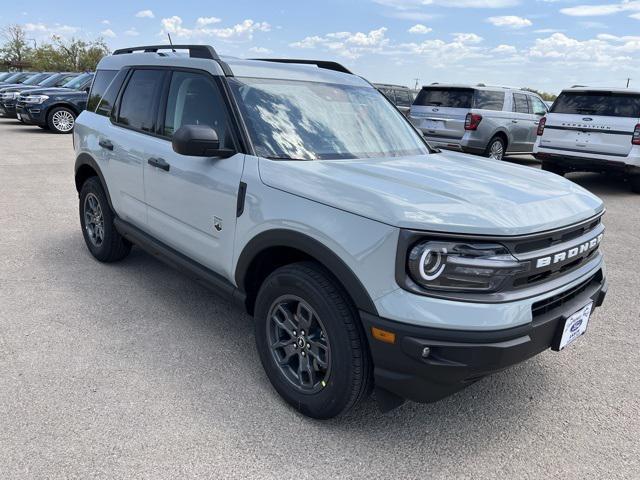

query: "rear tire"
left=79, top=177, right=131, bottom=262
left=47, top=106, right=76, bottom=134
left=254, top=262, right=372, bottom=419
left=485, top=136, right=506, bottom=161
left=630, top=175, right=640, bottom=194
left=541, top=161, right=567, bottom=177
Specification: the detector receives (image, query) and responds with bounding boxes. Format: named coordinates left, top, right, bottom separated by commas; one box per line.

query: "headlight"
left=407, top=240, right=525, bottom=292
left=1, top=92, right=19, bottom=100
left=24, top=95, right=49, bottom=104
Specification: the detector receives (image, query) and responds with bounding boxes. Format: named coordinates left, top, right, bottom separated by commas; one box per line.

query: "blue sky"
left=2, top=0, right=639, bottom=93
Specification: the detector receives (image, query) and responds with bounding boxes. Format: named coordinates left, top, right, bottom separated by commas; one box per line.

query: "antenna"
left=167, top=33, right=176, bottom=52
left=627, top=77, right=631, bottom=88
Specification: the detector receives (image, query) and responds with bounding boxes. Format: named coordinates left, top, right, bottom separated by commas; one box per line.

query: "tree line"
left=1, top=25, right=109, bottom=72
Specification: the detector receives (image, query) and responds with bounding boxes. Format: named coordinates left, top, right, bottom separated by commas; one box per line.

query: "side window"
left=529, top=96, right=548, bottom=116
left=379, top=88, right=394, bottom=101
left=87, top=70, right=117, bottom=112
left=96, top=69, right=129, bottom=118
left=54, top=75, right=76, bottom=87
left=513, top=93, right=530, bottom=114
left=395, top=90, right=412, bottom=107
left=117, top=69, right=165, bottom=133
left=475, top=90, right=505, bottom=111
left=162, top=71, right=233, bottom=148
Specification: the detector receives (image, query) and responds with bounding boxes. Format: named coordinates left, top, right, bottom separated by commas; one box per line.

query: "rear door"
left=410, top=87, right=473, bottom=140
left=540, top=91, right=640, bottom=156
left=509, top=93, right=533, bottom=151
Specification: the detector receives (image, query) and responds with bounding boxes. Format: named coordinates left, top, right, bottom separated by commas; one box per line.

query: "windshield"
left=3, top=73, right=24, bottom=83
left=0, top=72, right=12, bottom=82
left=552, top=91, right=640, bottom=118
left=229, top=77, right=428, bottom=160
left=63, top=73, right=93, bottom=90
left=414, top=87, right=474, bottom=108
left=23, top=73, right=50, bottom=86
left=40, top=74, right=75, bottom=88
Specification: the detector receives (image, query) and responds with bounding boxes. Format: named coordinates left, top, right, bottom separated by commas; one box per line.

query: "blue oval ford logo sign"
left=570, top=319, right=583, bottom=333
left=582, top=117, right=593, bottom=121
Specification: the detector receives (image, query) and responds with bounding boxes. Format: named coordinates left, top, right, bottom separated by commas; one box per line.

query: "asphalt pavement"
left=1, top=118, right=638, bottom=479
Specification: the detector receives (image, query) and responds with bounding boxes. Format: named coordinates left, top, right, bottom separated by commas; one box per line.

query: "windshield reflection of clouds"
left=230, top=77, right=428, bottom=160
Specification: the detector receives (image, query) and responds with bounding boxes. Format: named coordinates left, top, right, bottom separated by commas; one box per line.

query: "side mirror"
left=172, top=125, right=235, bottom=158
left=84, top=87, right=90, bottom=93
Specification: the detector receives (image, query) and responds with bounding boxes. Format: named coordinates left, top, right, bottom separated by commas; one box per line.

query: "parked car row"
left=0, top=71, right=94, bottom=133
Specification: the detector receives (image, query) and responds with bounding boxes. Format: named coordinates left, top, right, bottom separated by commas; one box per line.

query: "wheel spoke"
left=272, top=305, right=297, bottom=337
left=297, top=352, right=315, bottom=388
left=275, top=344, right=297, bottom=366
left=307, top=340, right=328, bottom=369
left=295, top=302, right=313, bottom=331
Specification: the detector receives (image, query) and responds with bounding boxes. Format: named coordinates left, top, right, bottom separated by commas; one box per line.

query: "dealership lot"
left=0, top=118, right=638, bottom=478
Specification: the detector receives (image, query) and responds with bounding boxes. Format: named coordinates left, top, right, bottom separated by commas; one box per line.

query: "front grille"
left=531, top=269, right=602, bottom=318
left=513, top=216, right=601, bottom=254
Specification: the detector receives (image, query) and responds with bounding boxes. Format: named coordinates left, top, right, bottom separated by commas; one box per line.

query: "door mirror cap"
left=172, top=125, right=235, bottom=158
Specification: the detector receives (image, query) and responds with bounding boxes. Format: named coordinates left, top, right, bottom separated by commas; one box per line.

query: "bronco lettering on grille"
left=535, top=233, right=603, bottom=269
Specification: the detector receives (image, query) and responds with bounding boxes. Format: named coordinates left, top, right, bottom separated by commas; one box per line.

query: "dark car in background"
left=0, top=72, right=40, bottom=86
left=0, top=72, right=14, bottom=82
left=0, top=73, right=79, bottom=119
left=374, top=83, right=415, bottom=116
left=16, top=72, right=94, bottom=133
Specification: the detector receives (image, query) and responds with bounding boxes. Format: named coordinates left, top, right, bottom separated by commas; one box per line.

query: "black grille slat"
left=531, top=270, right=602, bottom=318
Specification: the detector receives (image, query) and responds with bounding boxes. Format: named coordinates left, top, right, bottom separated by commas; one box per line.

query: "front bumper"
left=15, top=103, right=46, bottom=126
left=0, top=100, right=17, bottom=117
left=362, top=269, right=607, bottom=405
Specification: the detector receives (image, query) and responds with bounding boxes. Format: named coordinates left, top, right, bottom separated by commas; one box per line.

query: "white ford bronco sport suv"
left=535, top=87, right=640, bottom=193
left=74, top=45, right=608, bottom=419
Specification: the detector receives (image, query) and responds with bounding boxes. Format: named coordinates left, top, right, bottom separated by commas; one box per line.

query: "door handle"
left=98, top=139, right=114, bottom=150
left=148, top=157, right=170, bottom=172
left=511, top=120, right=518, bottom=124
left=534, top=121, right=540, bottom=125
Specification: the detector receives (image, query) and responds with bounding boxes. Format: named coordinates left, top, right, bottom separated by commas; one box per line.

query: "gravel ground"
left=1, top=118, right=638, bottom=479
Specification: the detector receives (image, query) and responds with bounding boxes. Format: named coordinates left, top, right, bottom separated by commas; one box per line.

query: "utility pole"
left=413, top=77, right=420, bottom=90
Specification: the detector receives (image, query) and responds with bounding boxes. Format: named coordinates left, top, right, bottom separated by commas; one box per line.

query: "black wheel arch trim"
left=74, top=152, right=114, bottom=211
left=235, top=229, right=379, bottom=315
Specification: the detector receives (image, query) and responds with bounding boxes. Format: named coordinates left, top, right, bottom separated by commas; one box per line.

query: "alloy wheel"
left=52, top=110, right=74, bottom=132
left=489, top=140, right=504, bottom=160
left=83, top=193, right=104, bottom=247
left=267, top=295, right=331, bottom=393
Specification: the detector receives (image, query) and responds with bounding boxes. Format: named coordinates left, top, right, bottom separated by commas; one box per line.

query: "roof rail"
left=250, top=58, right=353, bottom=75
left=112, top=44, right=233, bottom=76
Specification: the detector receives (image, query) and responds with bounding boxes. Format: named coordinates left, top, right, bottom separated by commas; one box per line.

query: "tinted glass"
left=395, top=90, right=412, bottom=107
left=551, top=92, right=640, bottom=118
left=2, top=73, right=23, bottom=83
left=230, top=77, right=428, bottom=160
left=17, top=73, right=39, bottom=85
left=117, top=69, right=164, bottom=132
left=40, top=74, right=77, bottom=88
left=414, top=88, right=473, bottom=108
left=0, top=73, right=12, bottom=81
left=163, top=71, right=232, bottom=148
left=64, top=73, right=93, bottom=90
left=474, top=90, right=505, bottom=111
left=96, top=69, right=128, bottom=117
left=513, top=93, right=530, bottom=114
left=529, top=96, right=547, bottom=116
left=87, top=70, right=117, bottom=112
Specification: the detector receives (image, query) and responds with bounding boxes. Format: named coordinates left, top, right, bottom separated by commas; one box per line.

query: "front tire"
left=254, top=262, right=372, bottom=419
left=79, top=177, right=131, bottom=262
left=485, top=136, right=506, bottom=161
left=541, top=161, right=567, bottom=177
left=630, top=175, right=640, bottom=194
left=47, top=106, right=76, bottom=134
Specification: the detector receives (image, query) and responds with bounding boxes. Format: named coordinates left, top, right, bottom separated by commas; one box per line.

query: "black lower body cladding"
left=361, top=270, right=607, bottom=405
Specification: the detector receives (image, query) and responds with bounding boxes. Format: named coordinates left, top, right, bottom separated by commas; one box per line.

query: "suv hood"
left=258, top=150, right=604, bottom=236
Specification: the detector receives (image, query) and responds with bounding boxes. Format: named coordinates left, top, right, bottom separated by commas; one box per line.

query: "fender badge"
left=213, top=217, right=223, bottom=232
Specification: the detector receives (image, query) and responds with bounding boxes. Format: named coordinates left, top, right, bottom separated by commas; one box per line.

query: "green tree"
left=0, top=25, right=33, bottom=70
left=523, top=87, right=557, bottom=102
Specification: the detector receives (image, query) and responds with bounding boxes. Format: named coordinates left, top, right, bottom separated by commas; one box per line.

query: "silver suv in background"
left=410, top=84, right=548, bottom=160
left=534, top=87, right=640, bottom=193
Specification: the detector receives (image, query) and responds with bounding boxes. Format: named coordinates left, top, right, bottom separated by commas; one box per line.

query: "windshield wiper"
left=265, top=155, right=313, bottom=161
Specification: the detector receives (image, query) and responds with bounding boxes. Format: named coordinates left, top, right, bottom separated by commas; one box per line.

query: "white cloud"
left=23, top=23, right=80, bottom=38
left=160, top=16, right=271, bottom=41
left=101, top=20, right=110, bottom=25
left=630, top=12, right=640, bottom=18
left=135, top=10, right=155, bottom=19
left=487, top=15, right=532, bottom=28
left=125, top=28, right=140, bottom=36
left=408, top=24, right=432, bottom=34
left=375, top=0, right=520, bottom=8
left=452, top=32, right=483, bottom=44
left=249, top=46, right=272, bottom=54
left=101, top=29, right=116, bottom=38
left=560, top=1, right=640, bottom=16
left=492, top=44, right=518, bottom=54
left=291, top=27, right=390, bottom=59
left=196, top=17, right=222, bottom=27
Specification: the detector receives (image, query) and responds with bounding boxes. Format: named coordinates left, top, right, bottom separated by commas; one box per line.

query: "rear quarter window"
left=414, top=88, right=473, bottom=108
left=87, top=70, right=117, bottom=112
left=474, top=90, right=505, bottom=111
left=551, top=92, right=640, bottom=118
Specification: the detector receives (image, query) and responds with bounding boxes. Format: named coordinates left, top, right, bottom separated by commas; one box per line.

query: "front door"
left=143, top=70, right=245, bottom=278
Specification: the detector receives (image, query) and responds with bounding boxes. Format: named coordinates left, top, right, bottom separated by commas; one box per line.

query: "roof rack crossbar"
left=250, top=58, right=353, bottom=75
left=112, top=44, right=233, bottom=76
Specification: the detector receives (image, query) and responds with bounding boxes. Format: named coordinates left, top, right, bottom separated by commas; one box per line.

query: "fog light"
left=421, top=347, right=431, bottom=358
